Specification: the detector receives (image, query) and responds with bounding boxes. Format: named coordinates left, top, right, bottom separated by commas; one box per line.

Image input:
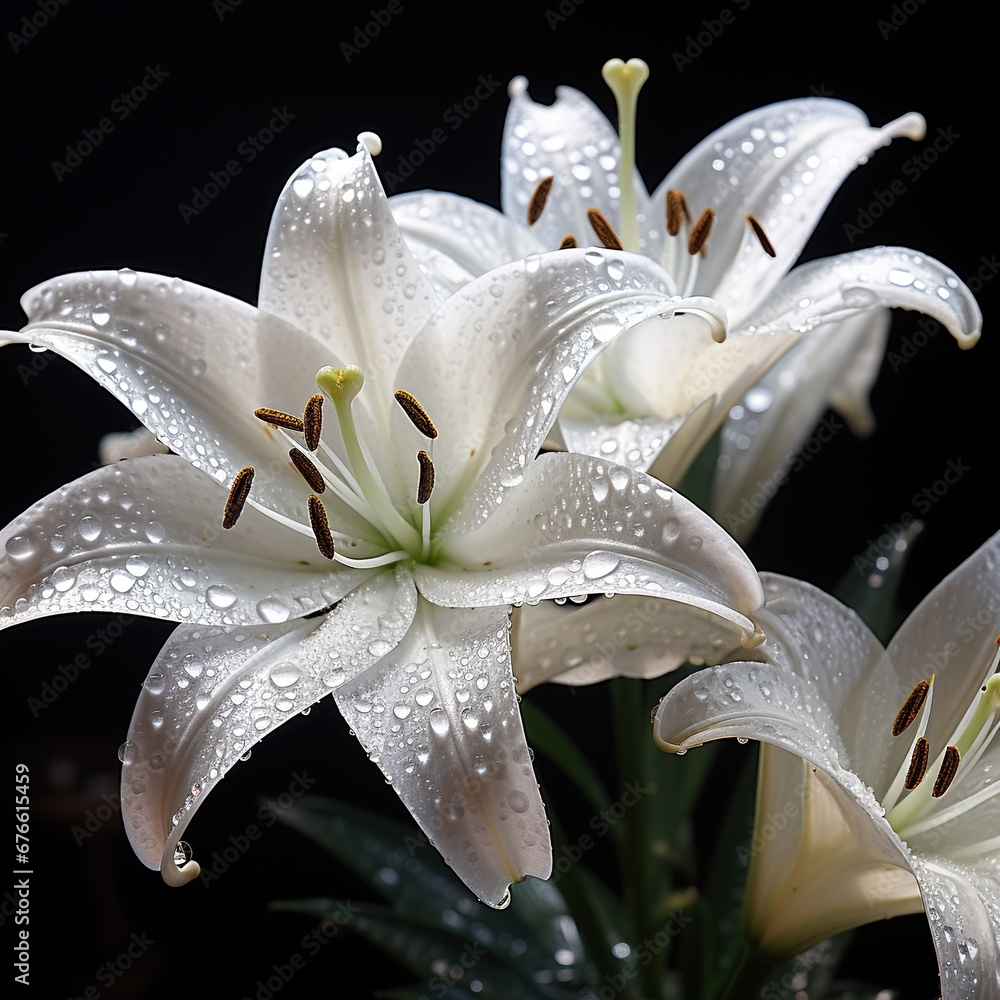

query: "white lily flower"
left=653, top=535, right=1000, bottom=998
left=0, top=136, right=766, bottom=908
left=391, top=61, right=981, bottom=512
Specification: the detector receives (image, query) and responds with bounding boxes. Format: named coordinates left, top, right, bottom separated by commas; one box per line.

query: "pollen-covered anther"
left=559, top=234, right=578, bottom=249
left=223, top=466, right=254, bottom=529
left=416, top=450, right=435, bottom=505
left=394, top=389, right=438, bottom=439
left=527, top=176, right=554, bottom=226
left=932, top=745, right=961, bottom=797
left=891, top=679, right=930, bottom=737
left=587, top=208, right=625, bottom=251
left=688, top=208, right=715, bottom=256
left=307, top=494, right=336, bottom=559
left=303, top=393, right=324, bottom=451
left=666, top=189, right=688, bottom=237
left=904, top=736, right=930, bottom=789
left=253, top=407, right=305, bottom=433
left=746, top=214, right=777, bottom=258
left=289, top=448, right=326, bottom=493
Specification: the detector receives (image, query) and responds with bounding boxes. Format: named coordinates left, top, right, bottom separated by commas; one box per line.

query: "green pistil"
left=601, top=57, right=649, bottom=252
left=316, top=365, right=422, bottom=557
left=887, top=674, right=1000, bottom=834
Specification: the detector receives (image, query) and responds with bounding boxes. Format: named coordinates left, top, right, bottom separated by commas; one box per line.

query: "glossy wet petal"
left=394, top=248, right=688, bottom=520
left=390, top=190, right=544, bottom=291
left=514, top=595, right=753, bottom=692
left=909, top=856, right=1000, bottom=1000
left=652, top=98, right=926, bottom=321
left=425, top=451, right=763, bottom=645
left=712, top=310, right=890, bottom=541
left=0, top=455, right=369, bottom=631
left=258, top=142, right=439, bottom=413
left=335, top=597, right=551, bottom=907
left=501, top=80, right=648, bottom=255
left=122, top=566, right=417, bottom=886
left=9, top=270, right=340, bottom=521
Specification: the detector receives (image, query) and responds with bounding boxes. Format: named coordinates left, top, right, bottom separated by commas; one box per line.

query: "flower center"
left=223, top=365, right=440, bottom=567
left=883, top=637, right=1000, bottom=840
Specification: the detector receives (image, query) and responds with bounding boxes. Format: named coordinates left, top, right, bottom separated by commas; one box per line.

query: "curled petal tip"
left=883, top=111, right=926, bottom=142
left=357, top=131, right=382, bottom=156
left=741, top=624, right=766, bottom=649
left=507, top=75, right=528, bottom=99
left=161, top=858, right=201, bottom=887
left=958, top=328, right=981, bottom=350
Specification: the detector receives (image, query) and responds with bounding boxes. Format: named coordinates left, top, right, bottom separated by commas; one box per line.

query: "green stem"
left=612, top=678, right=664, bottom=999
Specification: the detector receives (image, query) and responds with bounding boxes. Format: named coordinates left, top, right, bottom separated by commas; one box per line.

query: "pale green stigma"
left=316, top=365, right=421, bottom=556
left=601, top=57, right=649, bottom=252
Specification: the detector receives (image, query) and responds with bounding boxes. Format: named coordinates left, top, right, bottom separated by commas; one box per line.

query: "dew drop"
left=207, top=585, right=237, bottom=609
left=429, top=708, right=450, bottom=735
left=256, top=597, right=290, bottom=623
left=508, top=790, right=529, bottom=813
left=78, top=516, right=103, bottom=542
left=582, top=550, right=620, bottom=580
left=269, top=662, right=302, bottom=688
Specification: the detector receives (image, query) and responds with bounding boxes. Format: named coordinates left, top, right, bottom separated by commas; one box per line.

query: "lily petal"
left=394, top=248, right=689, bottom=519
left=122, top=566, right=417, bottom=886
left=744, top=746, right=923, bottom=959
left=501, top=80, right=647, bottom=255
left=335, top=596, right=551, bottom=907
left=712, top=310, right=890, bottom=541
left=651, top=98, right=926, bottom=321
left=911, top=855, right=1000, bottom=999
left=258, top=141, right=440, bottom=412
left=425, top=451, right=764, bottom=646
left=514, top=595, right=754, bottom=693
left=9, top=270, right=341, bottom=521
left=0, top=455, right=369, bottom=631
left=390, top=190, right=544, bottom=290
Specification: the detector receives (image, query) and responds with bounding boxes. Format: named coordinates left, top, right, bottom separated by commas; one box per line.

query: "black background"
left=2, top=0, right=993, bottom=997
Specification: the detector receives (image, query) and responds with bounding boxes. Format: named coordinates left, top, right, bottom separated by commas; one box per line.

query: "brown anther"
left=289, top=448, right=325, bottom=493
left=587, top=208, right=624, bottom=251
left=253, top=407, right=306, bottom=433
left=746, top=214, right=777, bottom=258
left=307, top=494, right=335, bottom=559
left=303, top=393, right=323, bottom=451
left=394, top=389, right=438, bottom=439
left=527, top=176, right=554, bottom=226
left=666, top=189, right=688, bottom=237
left=891, top=679, right=930, bottom=737
left=932, top=745, right=961, bottom=797
left=904, top=736, right=930, bottom=789
left=416, top=450, right=435, bottom=505
left=559, top=234, right=578, bottom=249
left=223, top=466, right=254, bottom=529
left=687, top=208, right=715, bottom=256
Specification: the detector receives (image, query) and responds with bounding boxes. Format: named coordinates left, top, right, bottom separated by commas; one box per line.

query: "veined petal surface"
left=335, top=597, right=551, bottom=907
left=0, top=455, right=368, bottom=630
